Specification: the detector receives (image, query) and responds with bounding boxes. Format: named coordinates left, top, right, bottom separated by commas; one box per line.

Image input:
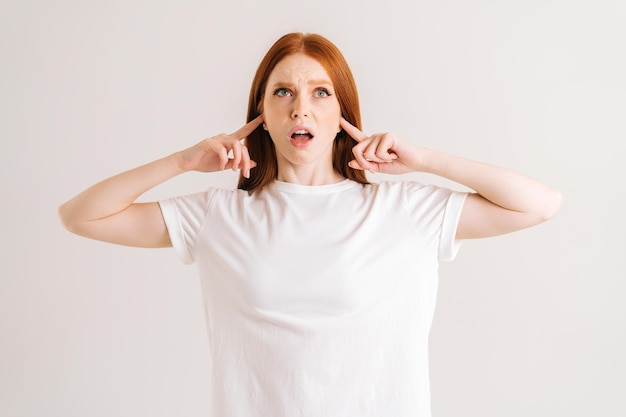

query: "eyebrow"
left=269, top=79, right=334, bottom=89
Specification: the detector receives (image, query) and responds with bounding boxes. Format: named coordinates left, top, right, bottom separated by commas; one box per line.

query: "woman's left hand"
left=341, top=118, right=562, bottom=239
left=340, top=117, right=424, bottom=175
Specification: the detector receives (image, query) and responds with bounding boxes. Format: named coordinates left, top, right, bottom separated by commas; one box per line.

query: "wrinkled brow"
left=270, top=78, right=334, bottom=88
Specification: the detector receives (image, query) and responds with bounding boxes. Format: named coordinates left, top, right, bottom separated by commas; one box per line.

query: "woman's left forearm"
left=419, top=148, right=562, bottom=219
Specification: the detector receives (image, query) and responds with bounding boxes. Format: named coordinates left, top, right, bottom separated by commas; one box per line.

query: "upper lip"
left=287, top=125, right=315, bottom=138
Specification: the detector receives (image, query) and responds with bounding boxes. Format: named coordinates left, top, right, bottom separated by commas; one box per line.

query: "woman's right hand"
left=58, top=115, right=265, bottom=247
left=176, top=115, right=264, bottom=178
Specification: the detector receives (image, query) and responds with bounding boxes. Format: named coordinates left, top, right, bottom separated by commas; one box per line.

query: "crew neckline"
left=270, top=178, right=357, bottom=195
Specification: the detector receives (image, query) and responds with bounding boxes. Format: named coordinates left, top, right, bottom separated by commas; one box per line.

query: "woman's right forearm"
left=58, top=117, right=263, bottom=238
left=58, top=152, right=184, bottom=229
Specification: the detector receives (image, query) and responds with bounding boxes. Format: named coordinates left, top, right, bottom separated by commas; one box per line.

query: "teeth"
left=294, top=130, right=309, bottom=134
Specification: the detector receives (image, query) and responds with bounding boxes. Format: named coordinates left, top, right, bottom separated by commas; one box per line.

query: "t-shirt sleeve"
left=158, top=191, right=214, bottom=264
left=401, top=182, right=469, bottom=262
left=438, top=190, right=468, bottom=261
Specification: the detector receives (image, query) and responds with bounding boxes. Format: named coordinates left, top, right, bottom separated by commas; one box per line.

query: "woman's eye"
left=314, top=89, right=331, bottom=98
left=274, top=88, right=291, bottom=97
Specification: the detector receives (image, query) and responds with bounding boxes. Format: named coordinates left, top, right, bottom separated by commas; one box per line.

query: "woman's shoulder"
left=366, top=179, right=466, bottom=207
left=161, top=185, right=248, bottom=209
left=366, top=179, right=432, bottom=194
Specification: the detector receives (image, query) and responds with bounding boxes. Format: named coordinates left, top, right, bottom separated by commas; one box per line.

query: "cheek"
left=320, top=105, right=342, bottom=131
left=262, top=98, right=283, bottom=124
left=319, top=99, right=341, bottom=120
left=261, top=105, right=282, bottom=139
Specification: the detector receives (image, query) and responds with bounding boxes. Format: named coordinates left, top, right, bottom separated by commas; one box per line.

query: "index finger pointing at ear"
left=340, top=117, right=368, bottom=142
left=232, top=115, right=264, bottom=139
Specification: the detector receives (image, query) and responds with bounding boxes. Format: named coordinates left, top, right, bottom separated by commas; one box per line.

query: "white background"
left=1, top=0, right=624, bottom=416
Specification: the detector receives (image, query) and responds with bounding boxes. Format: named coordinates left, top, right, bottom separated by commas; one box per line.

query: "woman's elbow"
left=57, top=202, right=80, bottom=234
left=538, top=189, right=563, bottom=222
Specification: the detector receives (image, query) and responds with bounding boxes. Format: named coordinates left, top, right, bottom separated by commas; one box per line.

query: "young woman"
left=58, top=32, right=562, bottom=417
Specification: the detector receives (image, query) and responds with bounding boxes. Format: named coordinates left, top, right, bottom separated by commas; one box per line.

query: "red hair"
left=237, top=32, right=369, bottom=192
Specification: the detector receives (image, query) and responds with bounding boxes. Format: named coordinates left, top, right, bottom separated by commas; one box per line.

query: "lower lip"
left=289, top=137, right=313, bottom=148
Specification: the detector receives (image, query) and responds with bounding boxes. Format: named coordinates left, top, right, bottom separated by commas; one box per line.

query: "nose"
left=291, top=95, right=309, bottom=119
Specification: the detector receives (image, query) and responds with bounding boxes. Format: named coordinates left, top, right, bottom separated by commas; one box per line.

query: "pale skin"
left=58, top=52, right=562, bottom=247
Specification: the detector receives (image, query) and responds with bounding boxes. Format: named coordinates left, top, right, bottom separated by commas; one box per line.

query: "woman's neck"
left=276, top=165, right=345, bottom=186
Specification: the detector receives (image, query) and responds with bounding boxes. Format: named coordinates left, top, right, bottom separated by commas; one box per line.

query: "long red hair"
left=237, top=32, right=368, bottom=191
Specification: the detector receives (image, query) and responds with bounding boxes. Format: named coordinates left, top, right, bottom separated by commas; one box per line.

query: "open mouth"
left=288, top=126, right=315, bottom=147
left=291, top=129, right=314, bottom=142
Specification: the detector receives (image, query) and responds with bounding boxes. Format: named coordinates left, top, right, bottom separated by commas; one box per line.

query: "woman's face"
left=262, top=53, right=342, bottom=176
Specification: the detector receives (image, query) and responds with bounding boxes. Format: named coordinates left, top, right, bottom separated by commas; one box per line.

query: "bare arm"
left=58, top=116, right=263, bottom=247
left=340, top=118, right=562, bottom=239
left=58, top=156, right=181, bottom=248
left=415, top=150, right=562, bottom=239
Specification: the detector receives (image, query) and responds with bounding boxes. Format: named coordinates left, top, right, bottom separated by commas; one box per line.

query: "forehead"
left=267, top=53, right=332, bottom=84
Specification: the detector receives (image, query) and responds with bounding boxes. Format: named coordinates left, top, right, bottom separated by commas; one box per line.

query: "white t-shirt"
left=159, top=179, right=467, bottom=417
